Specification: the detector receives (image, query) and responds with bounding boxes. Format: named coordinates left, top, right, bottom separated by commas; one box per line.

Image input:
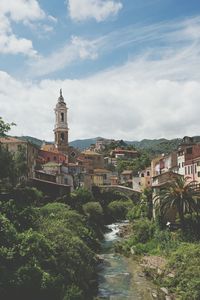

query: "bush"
left=133, top=219, right=155, bottom=243
left=184, top=214, right=200, bottom=240
left=127, top=205, right=143, bottom=220
left=82, top=202, right=104, bottom=238
left=107, top=199, right=133, bottom=221
left=82, top=202, right=103, bottom=219
left=165, top=243, right=200, bottom=299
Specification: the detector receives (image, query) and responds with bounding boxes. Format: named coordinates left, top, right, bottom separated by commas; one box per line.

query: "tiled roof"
left=0, top=137, right=25, bottom=144
left=94, top=168, right=111, bottom=173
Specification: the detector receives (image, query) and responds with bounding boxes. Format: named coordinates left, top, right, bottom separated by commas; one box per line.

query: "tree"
left=0, top=144, right=14, bottom=182
left=14, top=145, right=28, bottom=182
left=154, top=177, right=200, bottom=228
left=0, top=117, right=15, bottom=137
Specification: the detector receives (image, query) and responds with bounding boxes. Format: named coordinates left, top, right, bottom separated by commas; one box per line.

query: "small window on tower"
left=61, top=113, right=64, bottom=122
left=61, top=133, right=65, bottom=141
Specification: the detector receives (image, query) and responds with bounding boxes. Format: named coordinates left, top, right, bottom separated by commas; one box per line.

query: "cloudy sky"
left=1, top=0, right=200, bottom=142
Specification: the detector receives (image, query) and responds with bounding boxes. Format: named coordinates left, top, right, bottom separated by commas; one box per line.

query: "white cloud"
left=0, top=34, right=37, bottom=56
left=0, top=0, right=50, bottom=56
left=1, top=53, right=200, bottom=142
left=68, top=0, right=123, bottom=22
left=0, top=0, right=45, bottom=22
left=28, top=36, right=99, bottom=76
left=2, top=16, right=200, bottom=141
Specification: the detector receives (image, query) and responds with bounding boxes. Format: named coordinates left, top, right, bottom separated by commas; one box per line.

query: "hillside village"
left=1, top=90, right=200, bottom=206
left=1, top=91, right=200, bottom=300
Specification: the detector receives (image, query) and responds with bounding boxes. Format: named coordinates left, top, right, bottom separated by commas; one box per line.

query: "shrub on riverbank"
left=107, top=199, right=133, bottom=221
left=115, top=216, right=200, bottom=299
left=163, top=243, right=200, bottom=300
left=0, top=188, right=99, bottom=300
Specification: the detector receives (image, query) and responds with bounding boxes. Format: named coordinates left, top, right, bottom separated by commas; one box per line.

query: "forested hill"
left=17, top=136, right=200, bottom=154
left=69, top=136, right=200, bottom=154
left=127, top=138, right=182, bottom=154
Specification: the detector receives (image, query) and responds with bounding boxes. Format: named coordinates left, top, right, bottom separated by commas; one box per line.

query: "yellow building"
left=92, top=169, right=112, bottom=186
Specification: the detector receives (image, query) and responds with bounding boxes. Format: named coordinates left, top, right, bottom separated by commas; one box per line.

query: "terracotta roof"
left=0, top=137, right=25, bottom=144
left=39, top=149, right=66, bottom=156
left=94, top=168, right=111, bottom=174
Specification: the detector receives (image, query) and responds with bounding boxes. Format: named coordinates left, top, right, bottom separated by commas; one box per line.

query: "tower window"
left=61, top=113, right=64, bottom=122
left=61, top=133, right=65, bottom=141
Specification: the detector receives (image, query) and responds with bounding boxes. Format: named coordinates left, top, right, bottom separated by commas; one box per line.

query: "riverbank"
left=97, top=222, right=160, bottom=300
left=115, top=218, right=200, bottom=300
left=115, top=223, right=169, bottom=300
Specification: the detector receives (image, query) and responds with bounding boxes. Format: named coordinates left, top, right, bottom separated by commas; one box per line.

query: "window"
left=54, top=156, right=56, bottom=161
left=61, top=133, right=65, bottom=141
left=147, top=171, right=150, bottom=176
left=185, top=166, right=187, bottom=175
left=178, top=163, right=181, bottom=168
left=198, top=172, right=200, bottom=177
left=197, top=161, right=200, bottom=166
left=61, top=113, right=64, bottom=122
left=148, top=181, right=150, bottom=184
left=188, top=166, right=190, bottom=175
left=191, top=165, right=193, bottom=174
left=182, top=162, right=184, bottom=167
left=186, top=147, right=192, bottom=154
left=141, top=173, right=144, bottom=177
left=195, top=164, right=197, bottom=174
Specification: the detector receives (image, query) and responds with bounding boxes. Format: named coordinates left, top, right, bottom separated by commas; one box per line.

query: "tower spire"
left=58, top=88, right=64, bottom=102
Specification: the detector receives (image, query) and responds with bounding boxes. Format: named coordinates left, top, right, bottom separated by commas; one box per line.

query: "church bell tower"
left=54, top=89, right=69, bottom=153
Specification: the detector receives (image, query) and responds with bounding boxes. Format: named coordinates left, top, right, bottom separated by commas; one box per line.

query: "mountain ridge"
left=16, top=135, right=200, bottom=154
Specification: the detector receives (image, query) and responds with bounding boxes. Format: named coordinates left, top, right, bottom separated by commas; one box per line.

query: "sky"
left=1, top=0, right=200, bottom=142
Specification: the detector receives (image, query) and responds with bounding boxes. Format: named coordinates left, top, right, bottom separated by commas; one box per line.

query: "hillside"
left=17, top=135, right=200, bottom=155
left=69, top=137, right=99, bottom=150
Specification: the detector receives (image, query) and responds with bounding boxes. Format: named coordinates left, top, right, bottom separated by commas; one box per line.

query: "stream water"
left=97, top=222, right=155, bottom=300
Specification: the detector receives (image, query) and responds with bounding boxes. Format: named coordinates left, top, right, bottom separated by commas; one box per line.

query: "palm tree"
left=154, top=176, right=200, bottom=229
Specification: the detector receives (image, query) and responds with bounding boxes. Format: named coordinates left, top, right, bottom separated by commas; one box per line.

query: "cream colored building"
left=0, top=137, right=38, bottom=179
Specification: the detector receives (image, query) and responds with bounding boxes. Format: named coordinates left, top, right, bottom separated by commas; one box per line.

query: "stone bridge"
left=98, top=185, right=141, bottom=201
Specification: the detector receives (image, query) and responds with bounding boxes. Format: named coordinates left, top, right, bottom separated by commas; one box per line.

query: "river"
left=97, top=222, right=156, bottom=300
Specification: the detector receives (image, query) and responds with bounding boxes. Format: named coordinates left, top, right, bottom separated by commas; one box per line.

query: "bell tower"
left=54, top=89, right=69, bottom=153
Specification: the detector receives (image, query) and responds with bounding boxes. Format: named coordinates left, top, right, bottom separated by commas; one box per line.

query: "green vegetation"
left=0, top=145, right=28, bottom=191
left=115, top=184, right=200, bottom=300
left=107, top=199, right=133, bottom=221
left=0, top=117, right=15, bottom=137
left=116, top=151, right=151, bottom=175
left=0, top=182, right=134, bottom=299
left=164, top=243, right=200, bottom=300
left=154, top=177, right=200, bottom=229
left=0, top=187, right=100, bottom=300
